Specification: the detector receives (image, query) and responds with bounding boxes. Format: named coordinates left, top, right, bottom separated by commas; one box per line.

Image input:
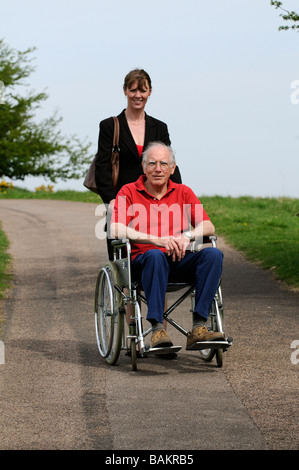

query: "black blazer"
left=95, top=109, right=182, bottom=203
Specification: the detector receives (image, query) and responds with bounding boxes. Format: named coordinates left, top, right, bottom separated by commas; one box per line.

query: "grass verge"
left=0, top=186, right=100, bottom=203
left=0, top=222, right=12, bottom=334
left=201, top=196, right=299, bottom=289
left=0, top=224, right=11, bottom=299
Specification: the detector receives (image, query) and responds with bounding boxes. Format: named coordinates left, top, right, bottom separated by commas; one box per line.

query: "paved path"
left=0, top=199, right=298, bottom=450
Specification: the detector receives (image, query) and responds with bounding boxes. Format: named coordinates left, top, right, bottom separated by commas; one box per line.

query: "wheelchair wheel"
left=95, top=262, right=124, bottom=365
left=215, top=349, right=223, bottom=368
left=130, top=339, right=137, bottom=371
left=128, top=316, right=138, bottom=371
left=199, top=347, right=215, bottom=362
left=199, top=293, right=224, bottom=365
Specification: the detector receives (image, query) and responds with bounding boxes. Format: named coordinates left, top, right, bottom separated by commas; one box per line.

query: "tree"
left=271, top=1, right=299, bottom=31
left=0, top=39, right=91, bottom=182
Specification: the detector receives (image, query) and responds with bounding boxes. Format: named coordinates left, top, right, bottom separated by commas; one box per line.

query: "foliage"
left=35, top=184, right=54, bottom=193
left=0, top=180, right=13, bottom=193
left=271, top=1, right=299, bottom=31
left=0, top=39, right=92, bottom=182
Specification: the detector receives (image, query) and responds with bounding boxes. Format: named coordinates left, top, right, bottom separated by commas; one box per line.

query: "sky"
left=1, top=0, right=299, bottom=198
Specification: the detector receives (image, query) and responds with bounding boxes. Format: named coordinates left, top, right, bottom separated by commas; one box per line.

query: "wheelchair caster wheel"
left=130, top=339, right=137, bottom=371
left=215, top=349, right=223, bottom=367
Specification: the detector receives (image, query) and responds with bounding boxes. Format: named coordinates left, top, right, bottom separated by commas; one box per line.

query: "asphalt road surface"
left=0, top=199, right=298, bottom=451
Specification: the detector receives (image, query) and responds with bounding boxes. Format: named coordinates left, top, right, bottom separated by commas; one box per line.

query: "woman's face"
left=124, top=80, right=152, bottom=111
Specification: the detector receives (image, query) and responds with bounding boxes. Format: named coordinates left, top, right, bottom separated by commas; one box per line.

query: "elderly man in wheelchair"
left=95, top=141, right=232, bottom=369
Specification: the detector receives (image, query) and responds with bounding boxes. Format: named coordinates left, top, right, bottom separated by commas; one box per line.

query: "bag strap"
left=112, top=116, right=120, bottom=150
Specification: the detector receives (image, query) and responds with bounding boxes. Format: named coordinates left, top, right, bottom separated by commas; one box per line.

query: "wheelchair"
left=94, top=236, right=232, bottom=371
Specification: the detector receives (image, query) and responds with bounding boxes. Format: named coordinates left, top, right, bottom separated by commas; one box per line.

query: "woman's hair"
left=142, top=142, right=176, bottom=168
left=123, top=69, right=152, bottom=90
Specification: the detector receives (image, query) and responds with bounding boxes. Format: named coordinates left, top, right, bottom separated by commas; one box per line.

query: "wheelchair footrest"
left=188, top=340, right=232, bottom=351
left=143, top=345, right=182, bottom=356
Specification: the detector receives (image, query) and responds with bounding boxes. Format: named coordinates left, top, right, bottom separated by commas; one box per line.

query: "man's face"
left=142, top=146, right=176, bottom=189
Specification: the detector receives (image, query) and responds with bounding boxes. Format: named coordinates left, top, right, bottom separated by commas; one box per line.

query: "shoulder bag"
left=83, top=116, right=120, bottom=194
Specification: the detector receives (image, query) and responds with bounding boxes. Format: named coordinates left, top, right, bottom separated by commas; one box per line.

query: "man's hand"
left=157, top=235, right=191, bottom=261
left=110, top=224, right=198, bottom=262
left=175, top=235, right=192, bottom=260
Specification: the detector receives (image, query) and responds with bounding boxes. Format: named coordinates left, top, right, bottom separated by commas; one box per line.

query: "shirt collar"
left=135, top=175, right=176, bottom=198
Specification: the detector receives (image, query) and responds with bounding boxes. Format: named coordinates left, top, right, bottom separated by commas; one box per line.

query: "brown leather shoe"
left=186, top=326, right=225, bottom=349
left=151, top=329, right=173, bottom=348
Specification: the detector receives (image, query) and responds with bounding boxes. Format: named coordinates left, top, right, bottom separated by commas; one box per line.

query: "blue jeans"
left=131, top=248, right=223, bottom=323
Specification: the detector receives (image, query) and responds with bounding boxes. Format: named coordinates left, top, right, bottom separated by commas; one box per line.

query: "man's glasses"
left=147, top=160, right=170, bottom=169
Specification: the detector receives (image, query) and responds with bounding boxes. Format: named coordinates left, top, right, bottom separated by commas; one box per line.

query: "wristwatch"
left=184, top=231, right=195, bottom=241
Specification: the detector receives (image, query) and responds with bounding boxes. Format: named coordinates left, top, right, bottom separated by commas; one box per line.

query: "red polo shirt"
left=112, top=176, right=210, bottom=260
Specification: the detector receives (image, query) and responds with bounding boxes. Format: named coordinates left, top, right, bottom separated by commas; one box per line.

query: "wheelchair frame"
left=94, top=236, right=232, bottom=371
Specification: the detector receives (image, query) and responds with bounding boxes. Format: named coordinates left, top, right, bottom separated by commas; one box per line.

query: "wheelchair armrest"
left=203, top=235, right=217, bottom=243
left=111, top=238, right=130, bottom=246
left=111, top=239, right=132, bottom=262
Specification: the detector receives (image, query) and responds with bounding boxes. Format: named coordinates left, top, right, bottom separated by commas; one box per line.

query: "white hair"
left=142, top=141, right=176, bottom=168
